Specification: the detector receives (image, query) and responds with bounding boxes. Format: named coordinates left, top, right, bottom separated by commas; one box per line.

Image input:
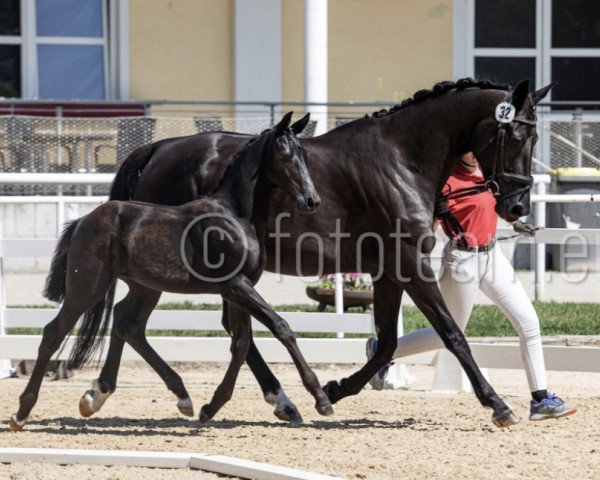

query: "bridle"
left=446, top=101, right=537, bottom=203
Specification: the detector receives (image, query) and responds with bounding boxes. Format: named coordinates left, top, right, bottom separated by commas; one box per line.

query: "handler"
left=367, top=151, right=577, bottom=421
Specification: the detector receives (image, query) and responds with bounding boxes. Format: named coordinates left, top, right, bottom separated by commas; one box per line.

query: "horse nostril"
left=509, top=204, right=525, bottom=218
left=305, top=197, right=320, bottom=211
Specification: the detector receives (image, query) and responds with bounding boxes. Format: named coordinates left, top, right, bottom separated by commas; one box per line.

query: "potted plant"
left=306, top=273, right=374, bottom=311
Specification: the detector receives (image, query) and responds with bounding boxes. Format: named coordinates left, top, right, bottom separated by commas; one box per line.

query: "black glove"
left=513, top=220, right=537, bottom=237
left=434, top=196, right=449, bottom=218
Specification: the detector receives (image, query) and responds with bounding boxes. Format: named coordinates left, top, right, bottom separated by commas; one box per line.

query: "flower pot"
left=305, top=285, right=374, bottom=312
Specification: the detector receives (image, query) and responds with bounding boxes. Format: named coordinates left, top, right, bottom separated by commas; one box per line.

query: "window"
left=456, top=0, right=600, bottom=102
left=0, top=0, right=126, bottom=100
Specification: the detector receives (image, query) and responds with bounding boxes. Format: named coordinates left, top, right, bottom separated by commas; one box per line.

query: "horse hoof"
left=177, top=397, right=194, bottom=417
left=316, top=401, right=334, bottom=417
left=9, top=414, right=25, bottom=432
left=79, top=392, right=95, bottom=418
left=274, top=405, right=304, bottom=424
left=199, top=405, right=212, bottom=424
left=492, top=408, right=520, bottom=428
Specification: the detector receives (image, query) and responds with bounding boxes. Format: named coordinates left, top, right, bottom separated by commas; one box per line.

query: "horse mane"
left=369, top=77, right=511, bottom=119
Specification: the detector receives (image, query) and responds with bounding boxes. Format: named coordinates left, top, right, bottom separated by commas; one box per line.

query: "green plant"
left=316, top=273, right=373, bottom=291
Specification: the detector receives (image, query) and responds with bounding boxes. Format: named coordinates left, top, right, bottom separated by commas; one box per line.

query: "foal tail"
left=43, top=219, right=117, bottom=369
left=43, top=220, right=79, bottom=303
left=109, top=143, right=154, bottom=200
left=67, top=281, right=116, bottom=370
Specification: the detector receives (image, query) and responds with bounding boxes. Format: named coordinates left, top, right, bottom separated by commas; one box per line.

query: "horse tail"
left=67, top=281, right=116, bottom=370
left=109, top=143, right=154, bottom=200
left=43, top=220, right=79, bottom=303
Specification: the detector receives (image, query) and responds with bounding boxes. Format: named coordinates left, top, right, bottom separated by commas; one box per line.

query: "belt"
left=451, top=239, right=496, bottom=253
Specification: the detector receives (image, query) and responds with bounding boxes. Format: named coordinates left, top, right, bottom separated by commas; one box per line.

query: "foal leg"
left=220, top=276, right=333, bottom=417
left=81, top=285, right=193, bottom=418
left=222, top=301, right=302, bottom=423
left=10, top=295, right=103, bottom=431
left=199, top=303, right=251, bottom=423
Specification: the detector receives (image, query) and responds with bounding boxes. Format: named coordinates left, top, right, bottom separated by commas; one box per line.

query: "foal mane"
left=209, top=127, right=276, bottom=195
left=369, top=77, right=511, bottom=119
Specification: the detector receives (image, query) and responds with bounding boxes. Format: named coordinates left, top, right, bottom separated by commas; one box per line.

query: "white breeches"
left=394, top=243, right=547, bottom=392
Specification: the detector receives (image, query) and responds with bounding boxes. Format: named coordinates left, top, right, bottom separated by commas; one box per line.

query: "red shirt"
left=441, top=163, right=497, bottom=247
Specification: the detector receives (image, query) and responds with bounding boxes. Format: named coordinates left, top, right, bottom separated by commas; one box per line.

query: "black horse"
left=84, top=78, right=553, bottom=427
left=9, top=112, right=334, bottom=431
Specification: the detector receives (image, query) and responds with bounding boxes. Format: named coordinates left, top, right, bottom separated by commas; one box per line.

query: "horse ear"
left=532, top=82, right=557, bottom=105
left=274, top=111, right=294, bottom=135
left=290, top=113, right=311, bottom=136
left=509, top=79, right=530, bottom=111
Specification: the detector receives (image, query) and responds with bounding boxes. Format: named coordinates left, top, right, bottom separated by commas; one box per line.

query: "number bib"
left=495, top=102, right=516, bottom=123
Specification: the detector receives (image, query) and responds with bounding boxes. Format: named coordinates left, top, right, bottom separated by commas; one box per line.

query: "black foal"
left=10, top=112, right=333, bottom=431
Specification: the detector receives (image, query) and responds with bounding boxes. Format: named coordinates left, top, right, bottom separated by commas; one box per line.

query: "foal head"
left=262, top=112, right=321, bottom=213
left=471, top=79, right=555, bottom=222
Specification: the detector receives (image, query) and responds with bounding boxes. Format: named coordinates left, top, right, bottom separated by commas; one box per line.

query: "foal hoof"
left=79, top=392, right=95, bottom=418
left=199, top=404, right=213, bottom=424
left=316, top=400, right=334, bottom=417
left=274, top=405, right=304, bottom=424
left=9, top=414, right=25, bottom=432
left=177, top=397, right=194, bottom=417
left=492, top=408, right=520, bottom=428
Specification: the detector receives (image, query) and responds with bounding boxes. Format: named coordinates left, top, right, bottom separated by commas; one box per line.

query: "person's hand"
left=513, top=220, right=537, bottom=237
left=434, top=196, right=449, bottom=218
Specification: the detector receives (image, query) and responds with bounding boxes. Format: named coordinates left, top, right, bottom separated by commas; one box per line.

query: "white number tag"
left=495, top=102, right=516, bottom=123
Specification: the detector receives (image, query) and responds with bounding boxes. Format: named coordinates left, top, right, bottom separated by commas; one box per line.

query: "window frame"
left=454, top=0, right=600, bottom=100
left=0, top=0, right=128, bottom=100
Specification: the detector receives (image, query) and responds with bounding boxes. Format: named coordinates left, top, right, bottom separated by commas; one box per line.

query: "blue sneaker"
left=365, top=337, right=393, bottom=391
left=529, top=392, right=577, bottom=421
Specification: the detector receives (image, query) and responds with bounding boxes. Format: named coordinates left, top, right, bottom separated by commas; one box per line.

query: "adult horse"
left=9, top=112, right=332, bottom=431
left=89, top=78, right=553, bottom=427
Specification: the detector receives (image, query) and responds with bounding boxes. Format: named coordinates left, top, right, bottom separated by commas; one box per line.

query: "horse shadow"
left=4, top=415, right=481, bottom=436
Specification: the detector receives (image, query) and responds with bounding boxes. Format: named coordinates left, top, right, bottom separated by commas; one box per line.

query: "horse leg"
left=78, top=294, right=127, bottom=417
left=222, top=301, right=302, bottom=423
left=322, top=275, right=403, bottom=402
left=10, top=295, right=103, bottom=431
left=401, top=264, right=518, bottom=427
left=220, top=276, right=333, bottom=417
left=199, top=303, right=251, bottom=423
left=101, top=285, right=194, bottom=417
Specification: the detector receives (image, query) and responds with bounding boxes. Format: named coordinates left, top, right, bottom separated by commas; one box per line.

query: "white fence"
left=1, top=174, right=600, bottom=385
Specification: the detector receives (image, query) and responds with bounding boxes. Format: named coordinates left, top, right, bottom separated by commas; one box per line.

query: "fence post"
left=334, top=273, right=344, bottom=338
left=0, top=226, right=16, bottom=379
left=535, top=180, right=547, bottom=301
left=382, top=303, right=416, bottom=389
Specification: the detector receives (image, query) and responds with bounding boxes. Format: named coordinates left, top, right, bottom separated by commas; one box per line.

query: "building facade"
left=2, top=0, right=596, bottom=105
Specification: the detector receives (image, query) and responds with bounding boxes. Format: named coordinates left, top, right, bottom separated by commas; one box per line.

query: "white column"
left=304, top=0, right=328, bottom=135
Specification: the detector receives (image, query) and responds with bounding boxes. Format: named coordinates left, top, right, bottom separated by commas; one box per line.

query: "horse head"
left=264, top=112, right=321, bottom=213
left=471, top=79, right=555, bottom=222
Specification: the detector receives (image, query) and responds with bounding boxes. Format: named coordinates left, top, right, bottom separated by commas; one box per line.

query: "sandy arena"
left=1, top=361, right=598, bottom=479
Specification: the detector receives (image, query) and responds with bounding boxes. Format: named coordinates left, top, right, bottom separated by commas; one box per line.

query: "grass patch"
left=7, top=301, right=600, bottom=337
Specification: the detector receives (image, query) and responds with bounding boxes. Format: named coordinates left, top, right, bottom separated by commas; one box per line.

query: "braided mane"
left=369, top=77, right=511, bottom=118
